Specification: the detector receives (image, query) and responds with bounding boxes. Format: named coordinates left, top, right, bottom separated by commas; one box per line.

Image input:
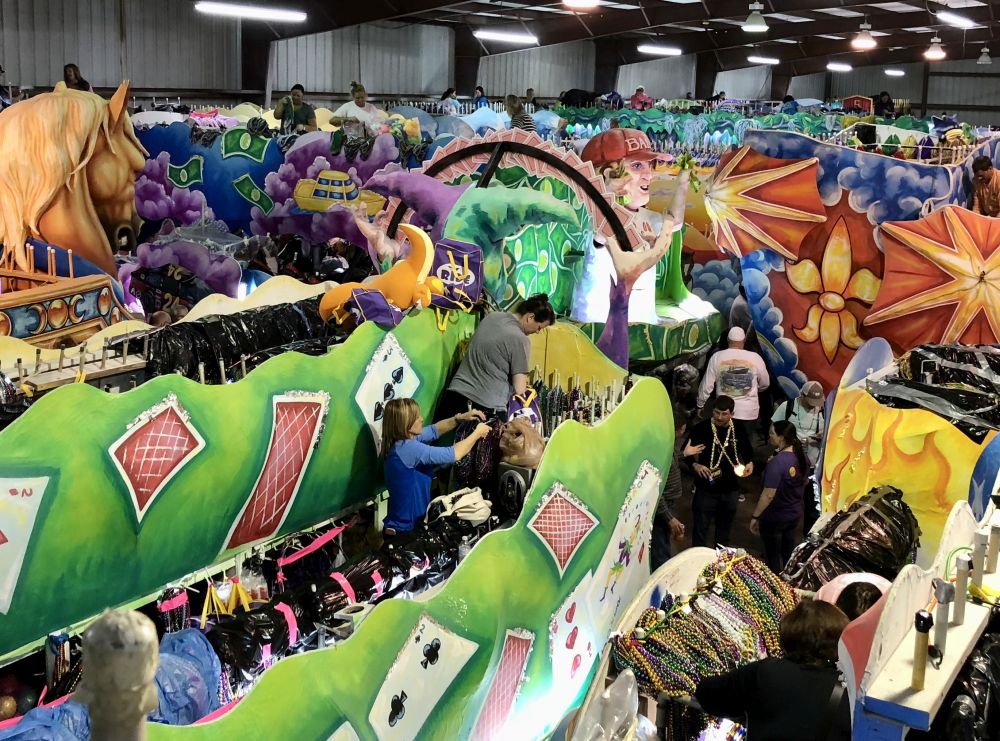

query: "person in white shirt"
left=331, top=81, right=388, bottom=134
left=697, top=326, right=769, bottom=445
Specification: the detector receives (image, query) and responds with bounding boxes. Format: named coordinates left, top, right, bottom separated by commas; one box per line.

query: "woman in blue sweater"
left=381, top=398, right=492, bottom=536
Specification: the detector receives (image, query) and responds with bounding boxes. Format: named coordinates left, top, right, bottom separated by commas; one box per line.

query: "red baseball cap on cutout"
left=581, top=128, right=659, bottom=167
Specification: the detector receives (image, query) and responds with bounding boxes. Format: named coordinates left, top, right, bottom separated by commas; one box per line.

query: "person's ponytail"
left=773, top=420, right=808, bottom=476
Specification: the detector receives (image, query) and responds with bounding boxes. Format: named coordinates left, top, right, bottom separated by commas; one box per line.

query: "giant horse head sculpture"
left=0, top=81, right=147, bottom=276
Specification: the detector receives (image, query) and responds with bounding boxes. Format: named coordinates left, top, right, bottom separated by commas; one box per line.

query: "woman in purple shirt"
left=380, top=398, right=491, bottom=536
left=750, top=420, right=807, bottom=572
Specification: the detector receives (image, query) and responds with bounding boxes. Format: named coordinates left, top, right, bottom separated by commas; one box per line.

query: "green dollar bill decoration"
left=166, top=156, right=204, bottom=188
left=221, top=126, right=270, bottom=162
left=232, top=174, right=274, bottom=215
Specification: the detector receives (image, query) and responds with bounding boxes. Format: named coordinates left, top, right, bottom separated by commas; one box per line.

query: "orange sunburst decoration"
left=703, top=146, right=826, bottom=260
left=865, top=205, right=1000, bottom=346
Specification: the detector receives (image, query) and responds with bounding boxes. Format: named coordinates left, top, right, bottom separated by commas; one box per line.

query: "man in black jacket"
left=686, top=395, right=753, bottom=547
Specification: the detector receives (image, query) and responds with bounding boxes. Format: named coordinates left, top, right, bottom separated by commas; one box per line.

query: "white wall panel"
left=927, top=75, right=1000, bottom=109
left=476, top=41, right=595, bottom=98
left=788, top=72, right=825, bottom=101
left=271, top=23, right=453, bottom=96
left=616, top=55, right=696, bottom=100
left=0, top=0, right=239, bottom=90
left=715, top=66, right=771, bottom=100
left=829, top=63, right=923, bottom=103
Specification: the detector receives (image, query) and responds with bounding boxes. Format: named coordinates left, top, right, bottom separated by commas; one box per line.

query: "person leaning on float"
left=380, top=399, right=491, bottom=537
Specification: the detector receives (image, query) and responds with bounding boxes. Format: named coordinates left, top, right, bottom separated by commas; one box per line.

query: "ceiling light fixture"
left=924, top=36, right=946, bottom=60
left=564, top=0, right=600, bottom=8
left=193, top=2, right=306, bottom=21
left=937, top=10, right=976, bottom=29
left=747, top=55, right=780, bottom=65
left=979, top=46, right=992, bottom=65
left=884, top=68, right=906, bottom=76
left=851, top=21, right=877, bottom=50
left=473, top=29, right=539, bottom=44
left=827, top=62, right=853, bottom=72
left=743, top=2, right=768, bottom=33
left=638, top=44, right=683, bottom=56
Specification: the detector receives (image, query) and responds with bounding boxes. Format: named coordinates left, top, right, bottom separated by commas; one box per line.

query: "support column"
left=595, top=39, right=621, bottom=94
left=694, top=52, right=720, bottom=100
left=770, top=72, right=791, bottom=101
left=920, top=62, right=930, bottom=117
left=455, top=26, right=483, bottom=97
left=241, top=26, right=273, bottom=101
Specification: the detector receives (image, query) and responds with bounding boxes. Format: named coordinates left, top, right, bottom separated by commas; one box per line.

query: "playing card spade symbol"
left=391, top=366, right=404, bottom=384
left=566, top=627, right=578, bottom=650
left=374, top=401, right=385, bottom=421
left=565, top=603, right=576, bottom=623
left=389, top=691, right=407, bottom=727
left=421, top=638, right=441, bottom=669
left=383, top=382, right=396, bottom=402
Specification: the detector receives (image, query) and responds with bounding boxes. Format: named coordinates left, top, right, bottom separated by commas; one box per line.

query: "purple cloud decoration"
left=136, top=152, right=215, bottom=225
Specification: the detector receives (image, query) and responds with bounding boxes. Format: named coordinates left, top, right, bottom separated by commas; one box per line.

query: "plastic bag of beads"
left=782, top=486, right=920, bottom=592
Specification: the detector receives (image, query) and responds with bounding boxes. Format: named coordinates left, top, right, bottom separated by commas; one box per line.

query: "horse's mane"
left=0, top=88, right=140, bottom=270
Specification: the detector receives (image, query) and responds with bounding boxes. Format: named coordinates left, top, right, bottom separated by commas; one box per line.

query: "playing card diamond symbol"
left=527, top=484, right=600, bottom=577
left=355, top=334, right=419, bottom=453
left=471, top=628, right=535, bottom=741
left=108, top=394, right=205, bottom=524
left=225, top=392, right=330, bottom=551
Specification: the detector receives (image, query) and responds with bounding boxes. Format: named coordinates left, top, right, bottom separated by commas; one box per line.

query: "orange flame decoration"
left=823, top=387, right=995, bottom=559
left=703, top=146, right=826, bottom=261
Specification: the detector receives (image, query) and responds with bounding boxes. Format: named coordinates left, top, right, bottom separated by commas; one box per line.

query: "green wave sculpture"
left=149, top=377, right=674, bottom=739
left=0, top=310, right=475, bottom=660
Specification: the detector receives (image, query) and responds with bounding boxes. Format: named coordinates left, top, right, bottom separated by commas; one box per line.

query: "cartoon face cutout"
left=622, top=158, right=653, bottom=209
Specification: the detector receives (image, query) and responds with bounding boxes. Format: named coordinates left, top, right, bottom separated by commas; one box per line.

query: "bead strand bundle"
left=611, top=549, right=797, bottom=697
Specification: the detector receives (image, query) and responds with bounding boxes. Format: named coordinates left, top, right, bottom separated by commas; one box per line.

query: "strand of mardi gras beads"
left=709, top=420, right=742, bottom=472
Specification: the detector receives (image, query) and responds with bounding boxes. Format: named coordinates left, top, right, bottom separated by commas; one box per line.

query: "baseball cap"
left=637, top=84, right=645, bottom=90
left=800, top=380, right=825, bottom=408
left=581, top=128, right=659, bottom=167
left=727, top=326, right=746, bottom=342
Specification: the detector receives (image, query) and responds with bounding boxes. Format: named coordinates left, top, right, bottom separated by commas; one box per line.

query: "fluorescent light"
left=884, top=68, right=905, bottom=76
left=747, top=55, right=780, bottom=65
left=564, top=0, right=599, bottom=7
left=638, top=44, right=683, bottom=56
left=473, top=29, right=539, bottom=44
left=193, top=2, right=306, bottom=22
left=743, top=2, right=768, bottom=33
left=979, top=46, right=992, bottom=65
left=827, top=62, right=852, bottom=72
left=924, top=36, right=946, bottom=61
left=851, top=22, right=876, bottom=50
left=937, top=11, right=975, bottom=29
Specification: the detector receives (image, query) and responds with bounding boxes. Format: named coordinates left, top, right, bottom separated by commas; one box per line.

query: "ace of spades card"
left=355, top=334, right=420, bottom=453
left=369, top=614, right=478, bottom=737
left=548, top=571, right=599, bottom=706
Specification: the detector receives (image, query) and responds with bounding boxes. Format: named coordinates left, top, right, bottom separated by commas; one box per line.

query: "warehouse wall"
left=715, top=65, right=772, bottom=100
left=615, top=55, right=696, bottom=100
left=828, top=62, right=924, bottom=103
left=476, top=41, right=595, bottom=98
left=270, top=22, right=454, bottom=97
left=788, top=72, right=825, bottom=101
left=0, top=0, right=241, bottom=90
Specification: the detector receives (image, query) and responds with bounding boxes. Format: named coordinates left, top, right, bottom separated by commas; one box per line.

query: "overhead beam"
left=771, top=43, right=1000, bottom=78
left=273, top=0, right=470, bottom=40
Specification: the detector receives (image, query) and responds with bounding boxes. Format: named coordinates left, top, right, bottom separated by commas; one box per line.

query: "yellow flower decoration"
left=787, top=217, right=881, bottom=362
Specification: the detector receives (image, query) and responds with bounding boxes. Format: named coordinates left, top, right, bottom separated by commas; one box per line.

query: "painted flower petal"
left=845, top=269, right=882, bottom=304
left=820, top=310, right=842, bottom=363
left=794, top=304, right=823, bottom=343
left=839, top=309, right=865, bottom=350
left=820, top=218, right=853, bottom=294
left=787, top=259, right=823, bottom=295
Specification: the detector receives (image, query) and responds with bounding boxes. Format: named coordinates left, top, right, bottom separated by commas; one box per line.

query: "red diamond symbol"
left=0, top=529, right=7, bottom=547
left=471, top=629, right=534, bottom=741
left=527, top=486, right=599, bottom=577
left=109, top=397, right=204, bottom=521
left=225, top=393, right=328, bottom=551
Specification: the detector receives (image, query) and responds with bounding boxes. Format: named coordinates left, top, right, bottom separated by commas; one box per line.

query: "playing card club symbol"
left=421, top=638, right=441, bottom=669
left=565, top=627, right=578, bottom=650
left=565, top=602, right=576, bottom=623
left=389, top=691, right=407, bottom=727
